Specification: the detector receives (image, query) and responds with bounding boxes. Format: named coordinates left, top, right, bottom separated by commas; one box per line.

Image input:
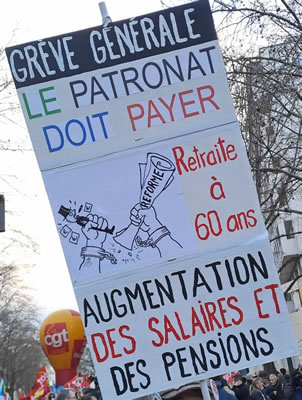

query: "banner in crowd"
left=64, top=375, right=90, bottom=390
left=29, top=367, right=50, bottom=400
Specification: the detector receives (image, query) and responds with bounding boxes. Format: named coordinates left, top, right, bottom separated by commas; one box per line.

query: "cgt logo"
left=44, top=323, right=69, bottom=355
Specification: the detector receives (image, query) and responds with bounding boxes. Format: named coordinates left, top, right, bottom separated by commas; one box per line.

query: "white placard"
left=75, top=241, right=297, bottom=399
left=6, top=1, right=298, bottom=398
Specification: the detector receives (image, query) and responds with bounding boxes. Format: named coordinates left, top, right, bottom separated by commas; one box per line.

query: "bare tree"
left=227, top=41, right=302, bottom=229
left=212, top=1, right=302, bottom=221
left=0, top=42, right=46, bottom=395
left=211, top=0, right=302, bottom=373
left=0, top=262, right=45, bottom=397
left=78, top=345, right=95, bottom=376
left=159, top=0, right=302, bottom=231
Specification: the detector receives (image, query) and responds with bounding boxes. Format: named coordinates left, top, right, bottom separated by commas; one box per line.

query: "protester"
left=244, top=373, right=254, bottom=391
left=233, top=374, right=251, bottom=400
left=279, top=370, right=291, bottom=385
left=213, top=376, right=237, bottom=400
left=250, top=378, right=269, bottom=400
left=79, top=377, right=102, bottom=400
left=258, top=372, right=270, bottom=393
left=80, top=395, right=99, bottom=400
left=292, top=368, right=302, bottom=400
left=266, top=374, right=285, bottom=400
left=283, top=381, right=295, bottom=400
left=56, top=389, right=77, bottom=400
left=272, top=368, right=294, bottom=400
left=160, top=382, right=204, bottom=399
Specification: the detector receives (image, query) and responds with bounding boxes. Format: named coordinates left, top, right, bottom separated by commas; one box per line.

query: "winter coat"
left=293, top=373, right=302, bottom=389
left=266, top=380, right=285, bottom=400
left=251, top=389, right=268, bottom=400
left=214, top=380, right=237, bottom=400
left=283, top=382, right=295, bottom=400
left=233, top=383, right=251, bottom=400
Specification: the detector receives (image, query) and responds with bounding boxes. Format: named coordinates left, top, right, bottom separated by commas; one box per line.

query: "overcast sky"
left=1, top=0, right=164, bottom=45
left=1, top=0, right=165, bottom=319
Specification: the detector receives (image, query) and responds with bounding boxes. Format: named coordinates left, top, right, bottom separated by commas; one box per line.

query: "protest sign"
left=75, top=241, right=296, bottom=399
left=6, top=0, right=298, bottom=399
left=6, top=1, right=235, bottom=171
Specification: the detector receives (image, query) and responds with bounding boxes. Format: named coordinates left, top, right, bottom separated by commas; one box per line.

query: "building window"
left=272, top=157, right=280, bottom=168
left=284, top=220, right=294, bottom=239
left=278, top=188, right=288, bottom=206
left=267, top=126, right=274, bottom=137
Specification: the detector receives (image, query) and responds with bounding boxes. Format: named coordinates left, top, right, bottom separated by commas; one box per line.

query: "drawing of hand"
left=81, top=213, right=108, bottom=246
left=66, top=208, right=77, bottom=223
left=130, top=204, right=162, bottom=234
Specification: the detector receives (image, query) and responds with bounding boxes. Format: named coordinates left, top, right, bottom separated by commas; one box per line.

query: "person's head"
left=233, top=375, right=243, bottom=386
left=161, top=383, right=202, bottom=400
left=212, top=376, right=225, bottom=389
left=245, top=373, right=253, bottom=382
left=220, top=378, right=228, bottom=388
left=251, top=378, right=264, bottom=392
left=48, top=393, right=56, bottom=400
left=258, top=371, right=268, bottom=384
left=80, top=396, right=99, bottom=400
left=56, top=389, right=77, bottom=400
left=80, top=392, right=102, bottom=400
left=269, top=374, right=278, bottom=386
left=280, top=369, right=287, bottom=376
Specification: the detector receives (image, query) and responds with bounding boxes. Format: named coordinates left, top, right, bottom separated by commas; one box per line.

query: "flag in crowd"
left=18, top=367, right=50, bottom=400
left=29, top=366, right=50, bottom=400
left=64, top=374, right=90, bottom=391
left=17, top=368, right=96, bottom=400
left=0, top=378, right=8, bottom=400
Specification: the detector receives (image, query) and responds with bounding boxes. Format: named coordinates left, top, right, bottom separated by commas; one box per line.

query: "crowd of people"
left=168, top=367, right=302, bottom=400
left=47, top=367, right=302, bottom=400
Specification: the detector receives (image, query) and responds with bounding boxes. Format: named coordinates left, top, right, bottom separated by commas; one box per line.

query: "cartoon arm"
left=81, top=213, right=108, bottom=246
left=81, top=214, right=116, bottom=265
left=130, top=204, right=182, bottom=257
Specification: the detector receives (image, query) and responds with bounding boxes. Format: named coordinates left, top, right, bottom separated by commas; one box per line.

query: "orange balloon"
left=40, top=309, right=86, bottom=385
